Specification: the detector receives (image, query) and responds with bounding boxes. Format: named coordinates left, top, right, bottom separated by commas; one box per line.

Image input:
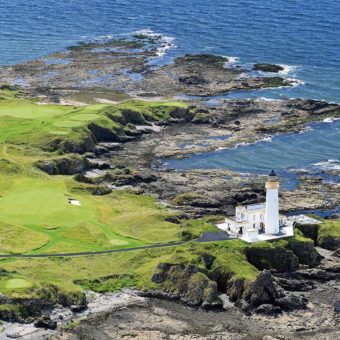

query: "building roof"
left=237, top=203, right=265, bottom=213
left=269, top=170, right=277, bottom=177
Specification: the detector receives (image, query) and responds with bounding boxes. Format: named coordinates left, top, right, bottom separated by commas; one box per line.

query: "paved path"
left=197, top=231, right=236, bottom=242
left=0, top=242, right=186, bottom=259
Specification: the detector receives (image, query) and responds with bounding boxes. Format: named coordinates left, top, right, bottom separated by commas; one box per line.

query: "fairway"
left=52, top=120, right=83, bottom=128
left=0, top=176, right=180, bottom=254
left=70, top=113, right=100, bottom=121
left=0, top=89, right=189, bottom=300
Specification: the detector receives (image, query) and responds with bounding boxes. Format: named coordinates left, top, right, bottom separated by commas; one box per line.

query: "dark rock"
left=275, top=294, right=307, bottom=311
left=0, top=307, right=21, bottom=322
left=169, top=107, right=193, bottom=122
left=133, top=172, right=157, bottom=183
left=173, top=193, right=221, bottom=208
left=91, top=186, right=112, bottom=196
left=275, top=277, right=315, bottom=291
left=201, top=253, right=216, bottom=270
left=295, top=223, right=320, bottom=244
left=254, top=304, right=282, bottom=316
left=332, top=249, right=340, bottom=258
left=245, top=246, right=299, bottom=272
left=253, top=63, right=284, bottom=73
left=164, top=213, right=189, bottom=224
left=277, top=268, right=338, bottom=282
left=35, top=155, right=91, bottom=176
left=334, top=301, right=340, bottom=313
left=34, top=315, right=57, bottom=330
left=192, top=112, right=211, bottom=124
left=121, top=109, right=146, bottom=125
left=88, top=123, right=125, bottom=143
left=74, top=173, right=94, bottom=184
left=227, top=278, right=245, bottom=302
left=150, top=263, right=221, bottom=307
left=70, top=304, right=87, bottom=313
left=318, top=235, right=340, bottom=251
left=243, top=270, right=281, bottom=307
left=179, top=75, right=206, bottom=86
left=287, top=239, right=322, bottom=267
left=235, top=300, right=253, bottom=316
left=45, top=135, right=96, bottom=154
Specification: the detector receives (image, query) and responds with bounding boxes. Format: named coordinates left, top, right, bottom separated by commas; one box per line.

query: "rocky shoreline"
left=2, top=249, right=339, bottom=339
left=0, top=35, right=339, bottom=339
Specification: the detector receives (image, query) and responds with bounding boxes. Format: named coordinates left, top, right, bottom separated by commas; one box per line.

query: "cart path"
left=0, top=231, right=233, bottom=258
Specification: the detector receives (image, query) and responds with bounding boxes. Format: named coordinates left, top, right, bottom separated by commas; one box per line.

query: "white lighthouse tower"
left=265, top=170, right=280, bottom=234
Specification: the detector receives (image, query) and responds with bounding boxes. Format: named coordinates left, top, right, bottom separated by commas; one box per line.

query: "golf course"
left=0, top=87, right=338, bottom=324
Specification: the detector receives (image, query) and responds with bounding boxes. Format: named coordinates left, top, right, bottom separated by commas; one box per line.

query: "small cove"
left=163, top=120, right=340, bottom=191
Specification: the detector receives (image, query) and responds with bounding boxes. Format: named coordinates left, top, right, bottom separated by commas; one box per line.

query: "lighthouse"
left=265, top=170, right=280, bottom=234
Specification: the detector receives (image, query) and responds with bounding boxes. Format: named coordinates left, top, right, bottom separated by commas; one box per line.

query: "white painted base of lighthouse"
left=265, top=187, right=280, bottom=234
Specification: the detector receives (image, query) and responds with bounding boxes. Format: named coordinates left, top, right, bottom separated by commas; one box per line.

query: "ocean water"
left=164, top=120, right=340, bottom=179
left=0, top=1, right=339, bottom=177
left=0, top=0, right=339, bottom=102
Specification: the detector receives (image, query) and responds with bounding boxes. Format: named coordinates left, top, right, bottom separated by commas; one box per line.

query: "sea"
left=0, top=0, right=339, bottom=185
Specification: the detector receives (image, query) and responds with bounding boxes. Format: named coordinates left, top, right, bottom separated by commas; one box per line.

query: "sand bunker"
left=68, top=199, right=81, bottom=206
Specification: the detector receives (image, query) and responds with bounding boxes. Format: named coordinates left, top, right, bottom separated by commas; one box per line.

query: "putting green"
left=70, top=113, right=100, bottom=122
left=0, top=102, right=69, bottom=119
left=49, top=130, right=70, bottom=135
left=52, top=120, right=83, bottom=128
left=5, top=278, right=33, bottom=289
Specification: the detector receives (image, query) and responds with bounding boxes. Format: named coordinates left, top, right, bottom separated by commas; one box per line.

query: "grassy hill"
left=0, top=88, right=333, bottom=319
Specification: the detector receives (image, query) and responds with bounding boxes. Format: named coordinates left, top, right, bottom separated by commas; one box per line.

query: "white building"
left=217, top=171, right=294, bottom=243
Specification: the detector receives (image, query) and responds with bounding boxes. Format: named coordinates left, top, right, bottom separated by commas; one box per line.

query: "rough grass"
left=318, top=219, right=340, bottom=238
left=0, top=240, right=258, bottom=298
left=0, top=90, right=186, bottom=256
left=0, top=89, right=258, bottom=300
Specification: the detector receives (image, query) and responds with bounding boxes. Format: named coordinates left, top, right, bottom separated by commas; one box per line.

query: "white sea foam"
left=278, top=64, right=298, bottom=76
left=233, top=136, right=272, bottom=149
left=223, top=56, right=240, bottom=68
left=314, top=159, right=340, bottom=171
left=287, top=77, right=305, bottom=87
left=133, top=29, right=176, bottom=57
left=298, top=125, right=314, bottom=134
left=255, top=97, right=281, bottom=102
left=322, top=117, right=340, bottom=123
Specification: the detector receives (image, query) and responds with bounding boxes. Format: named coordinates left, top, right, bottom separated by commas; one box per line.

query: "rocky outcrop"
left=46, top=135, right=96, bottom=154
left=318, top=235, right=340, bottom=251
left=168, top=107, right=194, bottom=122
left=172, top=193, right=221, bottom=208
left=254, top=304, right=282, bottom=316
left=286, top=238, right=322, bottom=267
left=34, top=315, right=57, bottom=330
left=243, top=270, right=282, bottom=307
left=244, top=246, right=299, bottom=272
left=0, top=285, right=87, bottom=323
left=35, top=155, right=91, bottom=175
left=274, top=277, right=315, bottom=291
left=253, top=63, right=284, bottom=73
left=99, top=168, right=157, bottom=187
left=88, top=123, right=124, bottom=143
left=295, top=223, right=320, bottom=244
left=150, top=263, right=222, bottom=309
left=275, top=294, right=307, bottom=311
left=295, top=222, right=340, bottom=251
